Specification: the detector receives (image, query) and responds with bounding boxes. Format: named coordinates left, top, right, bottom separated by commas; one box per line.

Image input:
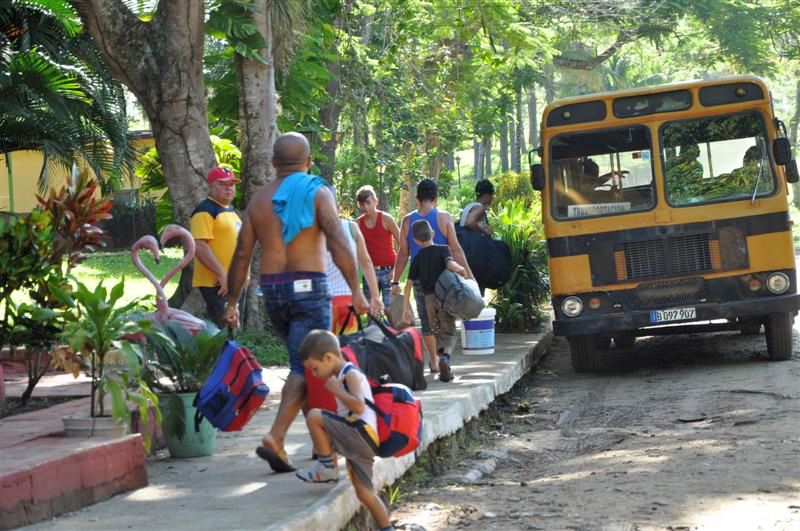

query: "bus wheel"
left=765, top=312, right=793, bottom=361
left=738, top=317, right=762, bottom=336
left=613, top=333, right=636, bottom=349
left=568, top=335, right=603, bottom=372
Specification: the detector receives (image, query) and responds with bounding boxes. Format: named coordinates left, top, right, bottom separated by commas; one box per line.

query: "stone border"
left=0, top=435, right=148, bottom=529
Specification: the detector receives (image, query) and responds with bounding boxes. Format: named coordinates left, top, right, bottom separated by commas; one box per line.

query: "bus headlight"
left=562, top=296, right=583, bottom=317
left=766, top=272, right=790, bottom=295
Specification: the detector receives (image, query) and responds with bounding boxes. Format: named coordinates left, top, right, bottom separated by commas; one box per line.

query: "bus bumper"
left=552, top=293, right=800, bottom=337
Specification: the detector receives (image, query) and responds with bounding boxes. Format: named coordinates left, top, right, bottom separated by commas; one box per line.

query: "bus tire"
left=765, top=312, right=793, bottom=361
left=568, top=335, right=602, bottom=372
left=613, top=333, right=636, bottom=349
left=738, top=317, right=762, bottom=336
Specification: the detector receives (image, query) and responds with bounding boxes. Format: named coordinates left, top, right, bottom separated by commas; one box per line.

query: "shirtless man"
left=222, top=132, right=368, bottom=473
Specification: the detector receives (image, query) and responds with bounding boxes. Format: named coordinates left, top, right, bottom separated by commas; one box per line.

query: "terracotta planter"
left=62, top=414, right=127, bottom=439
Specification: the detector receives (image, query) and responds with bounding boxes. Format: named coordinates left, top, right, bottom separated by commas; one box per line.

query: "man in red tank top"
left=356, top=185, right=400, bottom=311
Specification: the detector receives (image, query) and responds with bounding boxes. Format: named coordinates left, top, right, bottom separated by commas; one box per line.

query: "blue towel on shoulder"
left=272, top=172, right=327, bottom=244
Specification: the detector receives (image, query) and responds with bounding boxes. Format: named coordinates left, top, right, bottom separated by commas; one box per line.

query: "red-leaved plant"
left=36, top=169, right=113, bottom=274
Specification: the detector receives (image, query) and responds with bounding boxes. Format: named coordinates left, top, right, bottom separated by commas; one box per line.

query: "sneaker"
left=438, top=355, right=453, bottom=383
left=295, top=461, right=339, bottom=483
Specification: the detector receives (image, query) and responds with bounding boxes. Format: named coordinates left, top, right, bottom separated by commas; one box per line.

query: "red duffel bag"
left=305, top=310, right=426, bottom=412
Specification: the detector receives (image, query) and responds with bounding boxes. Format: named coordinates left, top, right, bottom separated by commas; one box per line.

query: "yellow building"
left=0, top=131, right=155, bottom=213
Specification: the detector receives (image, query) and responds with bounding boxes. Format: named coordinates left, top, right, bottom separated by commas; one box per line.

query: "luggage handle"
left=339, top=306, right=365, bottom=336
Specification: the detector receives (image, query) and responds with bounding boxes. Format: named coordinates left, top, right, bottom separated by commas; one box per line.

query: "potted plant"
left=142, top=320, right=227, bottom=458
left=52, top=279, right=160, bottom=451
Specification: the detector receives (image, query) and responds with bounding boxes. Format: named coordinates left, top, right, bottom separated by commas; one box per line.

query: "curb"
left=270, top=326, right=553, bottom=531
left=0, top=435, right=148, bottom=529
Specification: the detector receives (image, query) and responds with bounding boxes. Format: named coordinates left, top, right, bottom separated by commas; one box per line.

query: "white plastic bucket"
left=460, top=308, right=496, bottom=355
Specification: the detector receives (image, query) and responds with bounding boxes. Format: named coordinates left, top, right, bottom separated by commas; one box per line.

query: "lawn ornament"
left=131, top=224, right=205, bottom=334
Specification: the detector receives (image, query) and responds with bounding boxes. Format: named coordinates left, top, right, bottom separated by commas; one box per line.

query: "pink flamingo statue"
left=130, top=224, right=205, bottom=334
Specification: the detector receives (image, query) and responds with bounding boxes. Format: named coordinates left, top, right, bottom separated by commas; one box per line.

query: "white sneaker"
left=295, top=461, right=339, bottom=483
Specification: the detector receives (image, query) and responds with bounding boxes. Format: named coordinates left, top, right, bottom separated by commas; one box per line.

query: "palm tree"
left=0, top=0, right=134, bottom=195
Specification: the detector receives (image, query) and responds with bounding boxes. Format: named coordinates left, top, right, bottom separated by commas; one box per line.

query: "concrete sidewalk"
left=24, top=326, right=551, bottom=531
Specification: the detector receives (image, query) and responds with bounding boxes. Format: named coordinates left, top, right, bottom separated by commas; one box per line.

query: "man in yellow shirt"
left=190, top=166, right=242, bottom=326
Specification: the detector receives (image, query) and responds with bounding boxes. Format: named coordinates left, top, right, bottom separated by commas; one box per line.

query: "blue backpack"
left=195, top=339, right=269, bottom=431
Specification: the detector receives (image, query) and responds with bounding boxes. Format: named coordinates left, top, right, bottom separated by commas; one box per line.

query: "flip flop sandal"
left=429, top=362, right=440, bottom=374
left=255, top=446, right=295, bottom=473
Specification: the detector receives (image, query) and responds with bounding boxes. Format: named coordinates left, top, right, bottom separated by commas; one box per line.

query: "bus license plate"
left=650, top=307, right=696, bottom=323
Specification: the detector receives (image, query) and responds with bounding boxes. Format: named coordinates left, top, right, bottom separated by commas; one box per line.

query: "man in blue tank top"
left=390, top=179, right=474, bottom=374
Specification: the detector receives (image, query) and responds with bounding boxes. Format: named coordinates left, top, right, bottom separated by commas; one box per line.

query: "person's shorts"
left=321, top=411, right=378, bottom=491
left=362, top=266, right=393, bottom=311
left=260, top=272, right=331, bottom=375
left=413, top=280, right=432, bottom=335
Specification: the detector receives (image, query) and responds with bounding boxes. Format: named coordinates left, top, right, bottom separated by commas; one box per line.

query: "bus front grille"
left=623, top=234, right=712, bottom=280
left=634, top=277, right=708, bottom=308
left=668, top=234, right=713, bottom=275
left=623, top=239, right=666, bottom=279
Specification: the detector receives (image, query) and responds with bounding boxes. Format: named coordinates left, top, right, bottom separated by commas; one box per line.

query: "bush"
left=235, top=328, right=288, bottom=367
left=493, top=171, right=533, bottom=207
left=489, top=198, right=550, bottom=332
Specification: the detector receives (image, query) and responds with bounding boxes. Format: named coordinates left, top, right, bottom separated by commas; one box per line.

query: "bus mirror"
left=773, top=137, right=792, bottom=165
left=531, top=164, right=545, bottom=191
left=786, top=160, right=799, bottom=184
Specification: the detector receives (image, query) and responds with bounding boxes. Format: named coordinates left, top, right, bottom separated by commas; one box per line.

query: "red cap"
left=207, top=166, right=240, bottom=184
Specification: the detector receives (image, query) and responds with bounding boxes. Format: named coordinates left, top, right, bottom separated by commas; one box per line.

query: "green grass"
left=72, top=247, right=184, bottom=309
left=234, top=328, right=289, bottom=367
left=9, top=248, right=183, bottom=310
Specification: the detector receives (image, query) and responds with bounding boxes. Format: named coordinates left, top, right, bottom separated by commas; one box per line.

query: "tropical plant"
left=36, top=170, right=114, bottom=274
left=489, top=199, right=550, bottom=332
left=141, top=321, right=227, bottom=440
left=493, top=171, right=534, bottom=207
left=0, top=0, right=135, bottom=192
left=0, top=211, right=55, bottom=348
left=52, top=279, right=160, bottom=450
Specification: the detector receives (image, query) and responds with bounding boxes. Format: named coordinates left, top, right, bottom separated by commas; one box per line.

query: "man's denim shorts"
left=260, top=272, right=331, bottom=375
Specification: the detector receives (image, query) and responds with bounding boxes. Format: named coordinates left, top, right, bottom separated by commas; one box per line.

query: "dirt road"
left=392, top=326, right=800, bottom=530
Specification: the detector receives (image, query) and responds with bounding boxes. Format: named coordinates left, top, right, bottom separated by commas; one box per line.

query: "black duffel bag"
left=456, top=225, right=512, bottom=290
left=338, top=311, right=427, bottom=391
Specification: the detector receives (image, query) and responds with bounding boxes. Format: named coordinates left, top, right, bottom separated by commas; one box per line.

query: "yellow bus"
left=529, top=76, right=799, bottom=371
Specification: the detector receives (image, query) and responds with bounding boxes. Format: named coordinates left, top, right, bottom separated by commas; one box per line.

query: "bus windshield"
left=550, top=125, right=655, bottom=219
left=660, top=111, right=776, bottom=206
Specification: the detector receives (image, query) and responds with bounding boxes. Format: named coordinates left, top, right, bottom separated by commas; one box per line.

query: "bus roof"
left=542, top=75, right=769, bottom=126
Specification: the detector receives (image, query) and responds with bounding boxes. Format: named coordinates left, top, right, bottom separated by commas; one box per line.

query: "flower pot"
left=159, top=392, right=217, bottom=458
left=62, top=414, right=127, bottom=439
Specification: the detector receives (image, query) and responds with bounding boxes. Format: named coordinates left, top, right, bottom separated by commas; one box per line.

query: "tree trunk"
left=73, top=1, right=215, bottom=310
left=483, top=136, right=492, bottom=177
left=515, top=84, right=525, bottom=170
left=528, top=84, right=538, bottom=149
left=509, top=115, right=518, bottom=172
left=789, top=75, right=800, bottom=208
left=235, top=0, right=276, bottom=330
left=499, top=116, right=509, bottom=173
left=426, top=132, right=444, bottom=181
left=74, top=1, right=213, bottom=225
left=544, top=64, right=557, bottom=104
left=473, top=140, right=483, bottom=180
